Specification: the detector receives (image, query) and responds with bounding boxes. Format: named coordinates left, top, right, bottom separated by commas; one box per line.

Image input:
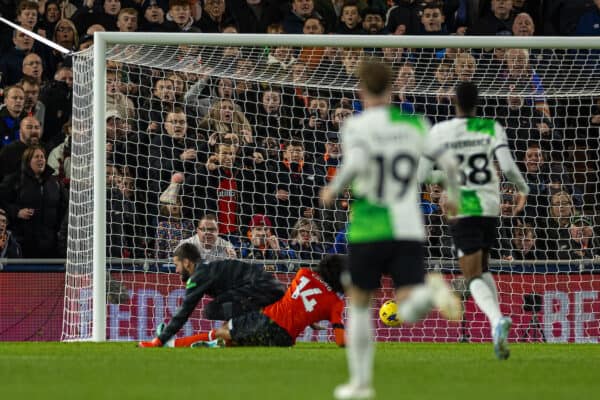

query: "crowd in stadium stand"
left=0, top=0, right=599, bottom=266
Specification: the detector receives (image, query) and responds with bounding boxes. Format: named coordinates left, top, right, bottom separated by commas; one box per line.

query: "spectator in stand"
left=576, top=0, right=600, bottom=35
left=382, top=46, right=412, bottom=70
left=283, top=0, right=319, bottom=34
left=0, top=116, right=43, bottom=181
left=504, top=219, right=543, bottom=260
left=0, top=145, right=67, bottom=258
left=361, top=7, right=386, bottom=34
left=184, top=141, right=264, bottom=244
left=252, top=86, right=295, bottom=142
left=0, top=85, right=26, bottom=148
left=149, top=107, right=204, bottom=196
left=240, top=213, right=292, bottom=271
left=185, top=73, right=233, bottom=120
left=337, top=0, right=362, bottom=34
left=229, top=0, right=284, bottom=33
left=334, top=47, right=363, bottom=86
left=167, top=72, right=187, bottom=103
left=21, top=52, right=44, bottom=85
left=298, top=16, right=327, bottom=70
left=199, top=98, right=254, bottom=147
left=510, top=0, right=542, bottom=33
left=567, top=216, right=600, bottom=260
left=453, top=52, right=477, bottom=83
left=71, top=0, right=119, bottom=33
left=471, top=0, right=514, bottom=35
left=492, top=183, right=524, bottom=258
left=425, top=61, right=454, bottom=122
left=266, top=140, right=321, bottom=239
left=19, top=77, right=45, bottom=132
left=117, top=8, right=139, bottom=32
left=139, top=0, right=167, bottom=31
left=316, top=132, right=348, bottom=245
left=198, top=0, right=234, bottom=32
left=392, top=63, right=425, bottom=114
left=267, top=45, right=298, bottom=74
left=328, top=102, right=353, bottom=134
left=302, top=94, right=330, bottom=156
left=512, top=12, right=535, bottom=36
left=106, top=69, right=136, bottom=121
left=288, top=217, right=324, bottom=264
left=504, top=48, right=550, bottom=117
left=424, top=190, right=455, bottom=259
left=0, top=208, right=21, bottom=258
left=52, top=19, right=79, bottom=57
left=15, top=1, right=38, bottom=31
left=162, top=0, right=202, bottom=32
left=154, top=173, right=195, bottom=259
left=179, top=213, right=237, bottom=261
left=107, top=166, right=147, bottom=258
left=521, top=141, right=549, bottom=217
left=47, top=120, right=72, bottom=187
left=386, top=0, right=420, bottom=35
left=140, top=77, right=176, bottom=134
left=0, top=30, right=34, bottom=87
left=498, top=84, right=556, bottom=155
left=40, top=66, right=72, bottom=147
left=418, top=1, right=447, bottom=47
left=545, top=190, right=578, bottom=259
left=38, top=1, right=61, bottom=35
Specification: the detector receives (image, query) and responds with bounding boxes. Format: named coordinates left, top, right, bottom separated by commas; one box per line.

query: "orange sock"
left=173, top=330, right=215, bottom=347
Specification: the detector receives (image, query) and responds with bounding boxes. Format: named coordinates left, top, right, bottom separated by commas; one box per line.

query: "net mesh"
left=63, top=42, right=600, bottom=342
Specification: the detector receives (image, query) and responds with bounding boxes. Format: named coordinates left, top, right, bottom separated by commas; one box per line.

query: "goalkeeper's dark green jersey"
left=158, top=260, right=285, bottom=343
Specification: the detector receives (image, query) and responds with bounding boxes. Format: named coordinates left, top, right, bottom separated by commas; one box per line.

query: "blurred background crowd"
left=0, top=0, right=599, bottom=269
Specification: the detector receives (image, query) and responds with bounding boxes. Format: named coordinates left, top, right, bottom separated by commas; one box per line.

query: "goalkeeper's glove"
left=137, top=337, right=163, bottom=348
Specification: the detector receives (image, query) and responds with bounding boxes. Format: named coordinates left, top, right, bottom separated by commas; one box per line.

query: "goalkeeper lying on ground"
left=138, top=253, right=346, bottom=348
left=139, top=242, right=285, bottom=346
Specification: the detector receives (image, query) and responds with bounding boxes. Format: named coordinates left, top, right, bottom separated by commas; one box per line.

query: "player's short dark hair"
left=173, top=242, right=202, bottom=263
left=358, top=59, right=392, bottom=96
left=317, top=254, right=346, bottom=293
left=455, top=81, right=479, bottom=114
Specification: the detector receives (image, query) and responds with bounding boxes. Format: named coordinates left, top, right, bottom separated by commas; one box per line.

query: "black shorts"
left=449, top=217, right=498, bottom=256
left=348, top=241, right=425, bottom=291
left=230, top=311, right=294, bottom=347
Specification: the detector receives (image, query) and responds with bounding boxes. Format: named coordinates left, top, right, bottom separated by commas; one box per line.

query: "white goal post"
left=64, top=33, right=600, bottom=342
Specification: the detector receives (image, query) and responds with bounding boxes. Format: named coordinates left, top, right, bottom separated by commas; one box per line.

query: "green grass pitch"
left=1, top=343, right=599, bottom=399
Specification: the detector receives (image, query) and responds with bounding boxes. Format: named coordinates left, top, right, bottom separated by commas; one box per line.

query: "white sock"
left=398, top=285, right=434, bottom=323
left=346, top=304, right=374, bottom=387
left=469, top=277, right=502, bottom=330
left=481, top=272, right=500, bottom=307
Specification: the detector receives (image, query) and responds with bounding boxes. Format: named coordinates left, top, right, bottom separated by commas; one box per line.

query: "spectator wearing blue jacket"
left=576, top=0, right=600, bottom=35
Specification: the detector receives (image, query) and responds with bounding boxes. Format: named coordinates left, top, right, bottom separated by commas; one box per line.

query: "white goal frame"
left=88, top=32, right=600, bottom=341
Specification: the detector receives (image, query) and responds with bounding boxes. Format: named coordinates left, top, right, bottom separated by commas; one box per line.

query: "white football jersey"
left=428, top=117, right=508, bottom=217
left=338, top=106, right=433, bottom=243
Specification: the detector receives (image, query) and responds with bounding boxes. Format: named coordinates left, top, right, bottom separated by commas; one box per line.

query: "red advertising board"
left=2, top=272, right=599, bottom=343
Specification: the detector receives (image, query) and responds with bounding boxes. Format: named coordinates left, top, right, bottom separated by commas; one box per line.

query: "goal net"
left=63, top=34, right=600, bottom=343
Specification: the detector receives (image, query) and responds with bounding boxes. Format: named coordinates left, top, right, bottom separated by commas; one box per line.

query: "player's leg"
left=391, top=241, right=461, bottom=322
left=481, top=248, right=500, bottom=306
left=453, top=218, right=511, bottom=359
left=334, top=243, right=378, bottom=400
left=335, top=286, right=375, bottom=400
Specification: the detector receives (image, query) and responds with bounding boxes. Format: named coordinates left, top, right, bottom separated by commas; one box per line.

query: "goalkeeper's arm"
left=139, top=280, right=208, bottom=347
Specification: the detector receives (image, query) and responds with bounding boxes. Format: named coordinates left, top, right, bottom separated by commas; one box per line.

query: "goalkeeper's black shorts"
left=230, top=311, right=294, bottom=347
left=348, top=240, right=425, bottom=291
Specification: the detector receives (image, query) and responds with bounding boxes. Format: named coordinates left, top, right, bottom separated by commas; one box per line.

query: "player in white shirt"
left=418, top=82, right=529, bottom=360
left=320, top=60, right=462, bottom=400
